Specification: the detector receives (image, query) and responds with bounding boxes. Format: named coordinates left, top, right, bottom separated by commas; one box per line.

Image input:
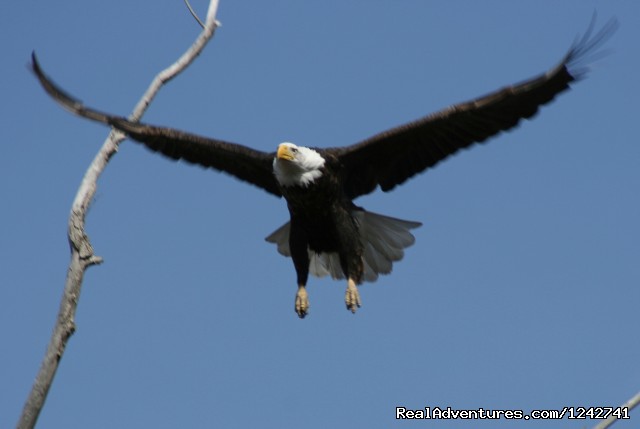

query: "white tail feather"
left=264, top=211, right=421, bottom=282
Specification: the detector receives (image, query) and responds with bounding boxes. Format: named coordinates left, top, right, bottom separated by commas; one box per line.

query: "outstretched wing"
left=31, top=53, right=281, bottom=197
left=336, top=18, right=618, bottom=199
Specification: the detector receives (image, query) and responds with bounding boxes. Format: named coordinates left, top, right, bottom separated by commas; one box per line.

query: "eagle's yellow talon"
left=295, top=286, right=309, bottom=318
left=345, top=278, right=361, bottom=314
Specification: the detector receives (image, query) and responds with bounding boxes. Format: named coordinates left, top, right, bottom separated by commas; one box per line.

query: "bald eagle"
left=31, top=19, right=616, bottom=318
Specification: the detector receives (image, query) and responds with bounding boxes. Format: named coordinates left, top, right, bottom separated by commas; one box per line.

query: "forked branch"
left=17, top=2, right=220, bottom=428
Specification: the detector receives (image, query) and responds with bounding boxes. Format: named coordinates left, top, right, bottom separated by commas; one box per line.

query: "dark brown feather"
left=31, top=53, right=281, bottom=197
left=334, top=18, right=618, bottom=199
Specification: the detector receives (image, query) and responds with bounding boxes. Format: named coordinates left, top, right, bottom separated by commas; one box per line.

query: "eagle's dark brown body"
left=281, top=162, right=365, bottom=286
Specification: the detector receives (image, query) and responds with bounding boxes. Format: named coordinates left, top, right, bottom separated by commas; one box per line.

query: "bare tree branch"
left=593, top=391, right=640, bottom=429
left=17, top=2, right=220, bottom=428
left=184, top=0, right=205, bottom=29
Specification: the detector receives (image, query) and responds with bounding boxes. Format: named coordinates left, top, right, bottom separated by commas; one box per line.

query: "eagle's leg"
left=339, top=238, right=364, bottom=314
left=295, top=285, right=309, bottom=318
left=345, top=277, right=361, bottom=313
left=286, top=220, right=311, bottom=318
left=289, top=223, right=310, bottom=319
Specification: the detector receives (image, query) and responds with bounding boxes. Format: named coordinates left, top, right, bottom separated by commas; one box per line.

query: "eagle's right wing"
left=32, top=53, right=281, bottom=197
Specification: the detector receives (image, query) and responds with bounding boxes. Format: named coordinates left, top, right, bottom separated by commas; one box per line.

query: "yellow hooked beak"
left=277, top=145, right=296, bottom=161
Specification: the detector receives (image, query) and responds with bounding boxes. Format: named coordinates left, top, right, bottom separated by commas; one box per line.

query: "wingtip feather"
left=565, top=15, right=619, bottom=80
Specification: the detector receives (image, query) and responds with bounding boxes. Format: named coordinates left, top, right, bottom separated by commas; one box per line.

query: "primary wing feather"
left=336, top=18, right=618, bottom=199
left=31, top=53, right=281, bottom=197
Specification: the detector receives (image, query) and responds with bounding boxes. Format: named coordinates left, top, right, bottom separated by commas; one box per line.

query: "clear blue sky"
left=2, top=1, right=638, bottom=428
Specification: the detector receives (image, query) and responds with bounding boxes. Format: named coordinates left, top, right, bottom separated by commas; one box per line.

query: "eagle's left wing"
left=336, top=19, right=617, bottom=200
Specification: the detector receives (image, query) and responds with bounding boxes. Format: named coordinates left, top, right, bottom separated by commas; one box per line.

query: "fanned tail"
left=265, top=211, right=421, bottom=282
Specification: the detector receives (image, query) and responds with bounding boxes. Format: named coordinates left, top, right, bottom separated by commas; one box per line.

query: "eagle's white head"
left=273, top=142, right=325, bottom=187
